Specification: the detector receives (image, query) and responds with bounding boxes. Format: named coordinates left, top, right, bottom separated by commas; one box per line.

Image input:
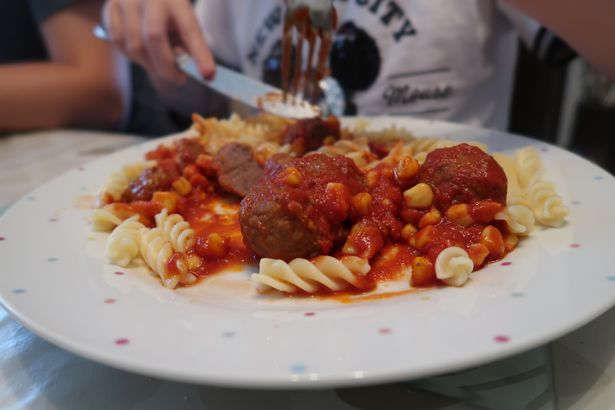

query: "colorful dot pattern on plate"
left=501, top=262, right=512, bottom=266
left=114, top=271, right=125, bottom=276
left=47, top=257, right=58, bottom=262
left=222, top=331, right=235, bottom=338
left=104, top=298, right=116, bottom=304
left=607, top=276, right=615, bottom=282
left=0, top=236, right=5, bottom=241
left=512, top=292, right=524, bottom=298
left=570, top=244, right=581, bottom=248
left=379, top=328, right=392, bottom=335
left=115, top=338, right=129, bottom=346
left=494, top=335, right=510, bottom=343
left=304, top=312, right=315, bottom=317
left=291, top=364, right=307, bottom=373
left=12, top=288, right=26, bottom=294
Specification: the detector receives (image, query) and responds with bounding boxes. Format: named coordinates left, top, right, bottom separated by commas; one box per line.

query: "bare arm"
left=0, top=0, right=130, bottom=132
left=507, top=0, right=615, bottom=80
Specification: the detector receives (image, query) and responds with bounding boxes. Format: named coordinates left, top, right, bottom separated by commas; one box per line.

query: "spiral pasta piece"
left=140, top=228, right=175, bottom=287
left=515, top=147, right=543, bottom=189
left=252, top=256, right=371, bottom=293
left=90, top=207, right=123, bottom=232
left=105, top=216, right=146, bottom=266
left=492, top=152, right=527, bottom=206
left=315, top=138, right=375, bottom=168
left=525, top=180, right=569, bottom=227
left=155, top=208, right=195, bottom=252
left=434, top=247, right=474, bottom=287
left=495, top=205, right=535, bottom=236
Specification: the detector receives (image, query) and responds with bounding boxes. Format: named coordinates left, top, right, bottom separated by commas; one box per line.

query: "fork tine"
left=290, top=22, right=307, bottom=100
left=281, top=20, right=294, bottom=102
left=303, top=28, right=317, bottom=101
left=312, top=29, right=332, bottom=103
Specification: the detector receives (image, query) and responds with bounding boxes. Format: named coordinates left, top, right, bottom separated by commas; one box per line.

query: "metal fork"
left=282, top=0, right=337, bottom=104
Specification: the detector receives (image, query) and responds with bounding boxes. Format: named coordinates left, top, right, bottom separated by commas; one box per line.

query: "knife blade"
left=176, top=53, right=320, bottom=119
left=93, top=24, right=322, bottom=118
left=175, top=53, right=277, bottom=110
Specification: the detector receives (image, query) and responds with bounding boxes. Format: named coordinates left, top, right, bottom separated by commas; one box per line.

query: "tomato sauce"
left=180, top=194, right=256, bottom=278
left=368, top=244, right=418, bottom=282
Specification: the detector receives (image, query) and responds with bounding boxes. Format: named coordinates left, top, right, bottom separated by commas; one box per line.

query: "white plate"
left=1, top=117, right=614, bottom=388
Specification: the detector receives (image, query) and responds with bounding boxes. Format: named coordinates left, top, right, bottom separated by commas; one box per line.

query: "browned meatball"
left=240, top=154, right=365, bottom=261
left=174, top=138, right=207, bottom=168
left=213, top=143, right=263, bottom=197
left=418, top=143, right=508, bottom=210
left=282, top=116, right=341, bottom=155
left=121, top=159, right=179, bottom=202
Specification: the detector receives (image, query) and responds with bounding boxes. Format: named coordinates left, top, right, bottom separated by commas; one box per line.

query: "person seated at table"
left=100, top=0, right=614, bottom=132
left=0, top=0, right=129, bottom=132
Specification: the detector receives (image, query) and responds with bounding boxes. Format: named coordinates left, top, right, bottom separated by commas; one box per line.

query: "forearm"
left=507, top=0, right=615, bottom=79
left=0, top=62, right=127, bottom=132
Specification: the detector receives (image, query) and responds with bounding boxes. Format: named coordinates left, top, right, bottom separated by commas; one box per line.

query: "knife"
left=176, top=53, right=322, bottom=119
left=93, top=24, right=320, bottom=118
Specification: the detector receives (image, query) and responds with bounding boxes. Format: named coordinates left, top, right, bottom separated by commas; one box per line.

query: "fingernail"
left=201, top=64, right=216, bottom=80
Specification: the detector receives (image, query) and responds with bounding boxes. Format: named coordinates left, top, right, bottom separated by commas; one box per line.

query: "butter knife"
left=93, top=24, right=323, bottom=119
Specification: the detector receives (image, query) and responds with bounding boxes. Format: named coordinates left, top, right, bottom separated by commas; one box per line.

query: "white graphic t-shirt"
left=195, top=0, right=539, bottom=130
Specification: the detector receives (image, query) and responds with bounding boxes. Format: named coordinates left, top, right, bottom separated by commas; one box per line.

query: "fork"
left=282, top=0, right=337, bottom=104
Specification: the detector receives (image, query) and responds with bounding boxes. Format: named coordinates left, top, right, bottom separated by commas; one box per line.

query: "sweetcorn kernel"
left=446, top=204, right=475, bottom=226
left=404, top=183, right=434, bottom=208
left=481, top=226, right=505, bottom=258
left=411, top=257, right=435, bottom=287
left=366, top=170, right=379, bottom=188
left=187, top=254, right=204, bottom=270
left=282, top=167, right=302, bottom=187
left=201, top=233, right=228, bottom=259
left=419, top=208, right=442, bottom=228
left=401, top=223, right=418, bottom=241
left=413, top=225, right=436, bottom=249
left=467, top=243, right=489, bottom=267
left=395, top=156, right=420, bottom=181
left=503, top=232, right=519, bottom=252
left=351, top=193, right=373, bottom=217
left=172, top=177, right=192, bottom=196
left=152, top=191, right=178, bottom=213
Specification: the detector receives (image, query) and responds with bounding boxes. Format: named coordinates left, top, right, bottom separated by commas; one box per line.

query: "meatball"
left=418, top=144, right=507, bottom=210
left=282, top=116, right=341, bottom=155
left=213, top=143, right=263, bottom=197
left=240, top=154, right=365, bottom=261
left=174, top=138, right=207, bottom=169
left=121, top=159, right=179, bottom=202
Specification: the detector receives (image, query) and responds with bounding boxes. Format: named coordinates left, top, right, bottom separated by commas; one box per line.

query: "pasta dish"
left=91, top=114, right=568, bottom=296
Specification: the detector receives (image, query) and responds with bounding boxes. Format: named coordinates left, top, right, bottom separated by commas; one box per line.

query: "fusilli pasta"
left=139, top=227, right=197, bottom=289
left=434, top=247, right=474, bottom=287
left=515, top=147, right=543, bottom=189
left=525, top=180, right=569, bottom=227
left=155, top=209, right=195, bottom=252
left=104, top=216, right=146, bottom=266
left=495, top=205, right=535, bottom=236
left=90, top=207, right=123, bottom=232
left=252, top=256, right=370, bottom=293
